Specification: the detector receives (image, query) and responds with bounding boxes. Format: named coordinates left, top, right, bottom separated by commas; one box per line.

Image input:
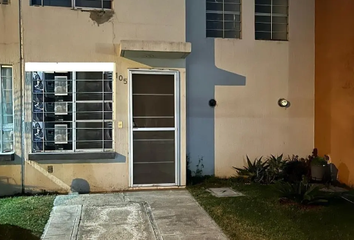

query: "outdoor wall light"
left=209, top=99, right=217, bottom=107
left=278, top=98, right=290, bottom=108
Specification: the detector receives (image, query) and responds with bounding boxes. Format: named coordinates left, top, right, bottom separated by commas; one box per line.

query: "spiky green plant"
left=233, top=156, right=269, bottom=183
left=265, top=154, right=286, bottom=183
left=275, top=180, right=329, bottom=205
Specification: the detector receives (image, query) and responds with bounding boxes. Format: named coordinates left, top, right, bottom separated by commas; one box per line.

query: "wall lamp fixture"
left=278, top=98, right=290, bottom=108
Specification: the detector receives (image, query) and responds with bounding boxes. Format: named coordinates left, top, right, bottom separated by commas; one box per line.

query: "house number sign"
left=118, top=74, right=127, bottom=84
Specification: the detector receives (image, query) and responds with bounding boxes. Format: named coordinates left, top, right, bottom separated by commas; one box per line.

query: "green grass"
left=188, top=177, right=354, bottom=240
left=0, top=195, right=56, bottom=237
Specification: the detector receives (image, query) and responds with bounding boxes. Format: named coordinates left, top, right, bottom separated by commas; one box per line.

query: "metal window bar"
left=0, top=66, right=14, bottom=153
left=255, top=0, right=288, bottom=40
left=0, top=0, right=9, bottom=5
left=31, top=0, right=112, bottom=9
left=31, top=71, right=113, bottom=153
left=73, top=0, right=112, bottom=10
left=0, top=67, right=2, bottom=153
left=206, top=0, right=241, bottom=39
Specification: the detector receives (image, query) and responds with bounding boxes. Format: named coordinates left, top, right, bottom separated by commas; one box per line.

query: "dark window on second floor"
left=31, top=0, right=71, bottom=7
left=255, top=0, right=289, bottom=41
left=30, top=0, right=112, bottom=9
left=0, top=0, right=9, bottom=5
left=206, top=0, right=241, bottom=39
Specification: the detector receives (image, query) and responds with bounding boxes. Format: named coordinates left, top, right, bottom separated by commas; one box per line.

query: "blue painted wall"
left=186, top=0, right=246, bottom=175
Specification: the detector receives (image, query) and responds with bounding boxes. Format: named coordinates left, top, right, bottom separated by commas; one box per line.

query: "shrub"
left=233, top=156, right=269, bottom=183
left=311, top=156, right=327, bottom=166
left=265, top=154, right=286, bottom=183
left=275, top=179, right=329, bottom=205
left=283, top=155, right=310, bottom=183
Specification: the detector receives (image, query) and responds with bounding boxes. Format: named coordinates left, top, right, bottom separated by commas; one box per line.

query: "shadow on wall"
left=0, top=176, right=22, bottom=197
left=0, top=154, right=24, bottom=196
left=338, top=162, right=350, bottom=184
left=71, top=178, right=90, bottom=194
left=329, top=163, right=339, bottom=182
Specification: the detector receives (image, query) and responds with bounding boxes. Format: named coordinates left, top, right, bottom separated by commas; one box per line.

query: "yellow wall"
left=1, top=0, right=187, bottom=195
left=0, top=1, right=23, bottom=195
left=315, top=0, right=354, bottom=187
left=214, top=0, right=315, bottom=176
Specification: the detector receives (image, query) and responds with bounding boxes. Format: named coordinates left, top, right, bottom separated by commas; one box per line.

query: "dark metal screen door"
left=130, top=71, right=178, bottom=185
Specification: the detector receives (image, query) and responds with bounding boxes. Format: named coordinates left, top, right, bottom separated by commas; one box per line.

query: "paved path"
left=41, top=190, right=228, bottom=240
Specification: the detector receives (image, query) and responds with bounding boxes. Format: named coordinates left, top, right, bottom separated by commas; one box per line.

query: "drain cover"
left=207, top=188, right=245, bottom=198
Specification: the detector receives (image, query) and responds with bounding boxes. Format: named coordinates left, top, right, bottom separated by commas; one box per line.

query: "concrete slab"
left=77, top=203, right=155, bottom=240
left=126, top=190, right=228, bottom=239
left=207, top=188, right=245, bottom=197
left=41, top=205, right=81, bottom=239
left=43, top=190, right=228, bottom=240
left=54, top=193, right=125, bottom=206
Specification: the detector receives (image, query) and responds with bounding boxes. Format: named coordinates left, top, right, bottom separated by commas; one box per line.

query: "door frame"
left=128, top=69, right=180, bottom=187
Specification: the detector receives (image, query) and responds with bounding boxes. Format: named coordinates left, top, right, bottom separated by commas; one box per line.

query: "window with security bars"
left=206, top=0, right=241, bottom=39
left=31, top=71, right=113, bottom=153
left=255, top=0, right=288, bottom=41
left=0, top=66, right=14, bottom=153
left=30, top=0, right=112, bottom=9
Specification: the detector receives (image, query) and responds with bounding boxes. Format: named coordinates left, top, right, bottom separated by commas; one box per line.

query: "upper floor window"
left=255, top=0, right=288, bottom=41
left=206, top=0, right=241, bottom=39
left=0, top=66, right=14, bottom=153
left=0, top=0, right=9, bottom=5
left=30, top=0, right=112, bottom=10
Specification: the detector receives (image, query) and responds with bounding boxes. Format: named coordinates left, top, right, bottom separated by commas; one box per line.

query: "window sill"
left=0, top=153, right=15, bottom=162
left=28, top=152, right=116, bottom=161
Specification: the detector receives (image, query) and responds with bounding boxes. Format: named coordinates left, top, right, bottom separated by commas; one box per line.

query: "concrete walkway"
left=41, top=190, right=228, bottom=240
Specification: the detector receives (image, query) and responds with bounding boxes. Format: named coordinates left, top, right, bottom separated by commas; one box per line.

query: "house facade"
left=0, top=0, right=351, bottom=196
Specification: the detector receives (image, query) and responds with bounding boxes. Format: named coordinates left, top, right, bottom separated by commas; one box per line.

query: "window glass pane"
left=43, top=0, right=71, bottom=7
left=207, top=21, right=224, bottom=31
left=273, top=0, right=288, bottom=6
left=224, top=30, right=240, bottom=39
left=255, top=31, right=271, bottom=40
left=75, top=0, right=112, bottom=9
left=76, top=102, right=112, bottom=120
left=255, top=5, right=271, bottom=14
left=272, top=23, right=287, bottom=32
left=31, top=0, right=72, bottom=7
left=255, top=0, right=288, bottom=40
left=76, top=122, right=112, bottom=150
left=272, top=31, right=288, bottom=41
left=224, top=3, right=240, bottom=12
left=273, top=5, right=288, bottom=15
left=256, top=15, right=271, bottom=24
left=206, top=2, right=223, bottom=11
left=207, top=30, right=224, bottom=38
left=206, top=13, right=223, bottom=21
left=30, top=69, right=113, bottom=153
left=224, top=21, right=241, bottom=31
left=206, top=0, right=241, bottom=39
left=225, top=0, right=240, bottom=3
left=76, top=72, right=112, bottom=101
left=224, top=13, right=240, bottom=22
left=272, top=16, right=287, bottom=24
left=255, top=23, right=271, bottom=32
left=2, top=130, right=13, bottom=153
left=31, top=0, right=42, bottom=5
left=255, top=0, right=271, bottom=5
left=1, top=67, right=14, bottom=153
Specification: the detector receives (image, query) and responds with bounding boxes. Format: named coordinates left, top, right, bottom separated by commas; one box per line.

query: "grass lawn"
left=188, top=178, right=354, bottom=240
left=0, top=195, right=56, bottom=239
